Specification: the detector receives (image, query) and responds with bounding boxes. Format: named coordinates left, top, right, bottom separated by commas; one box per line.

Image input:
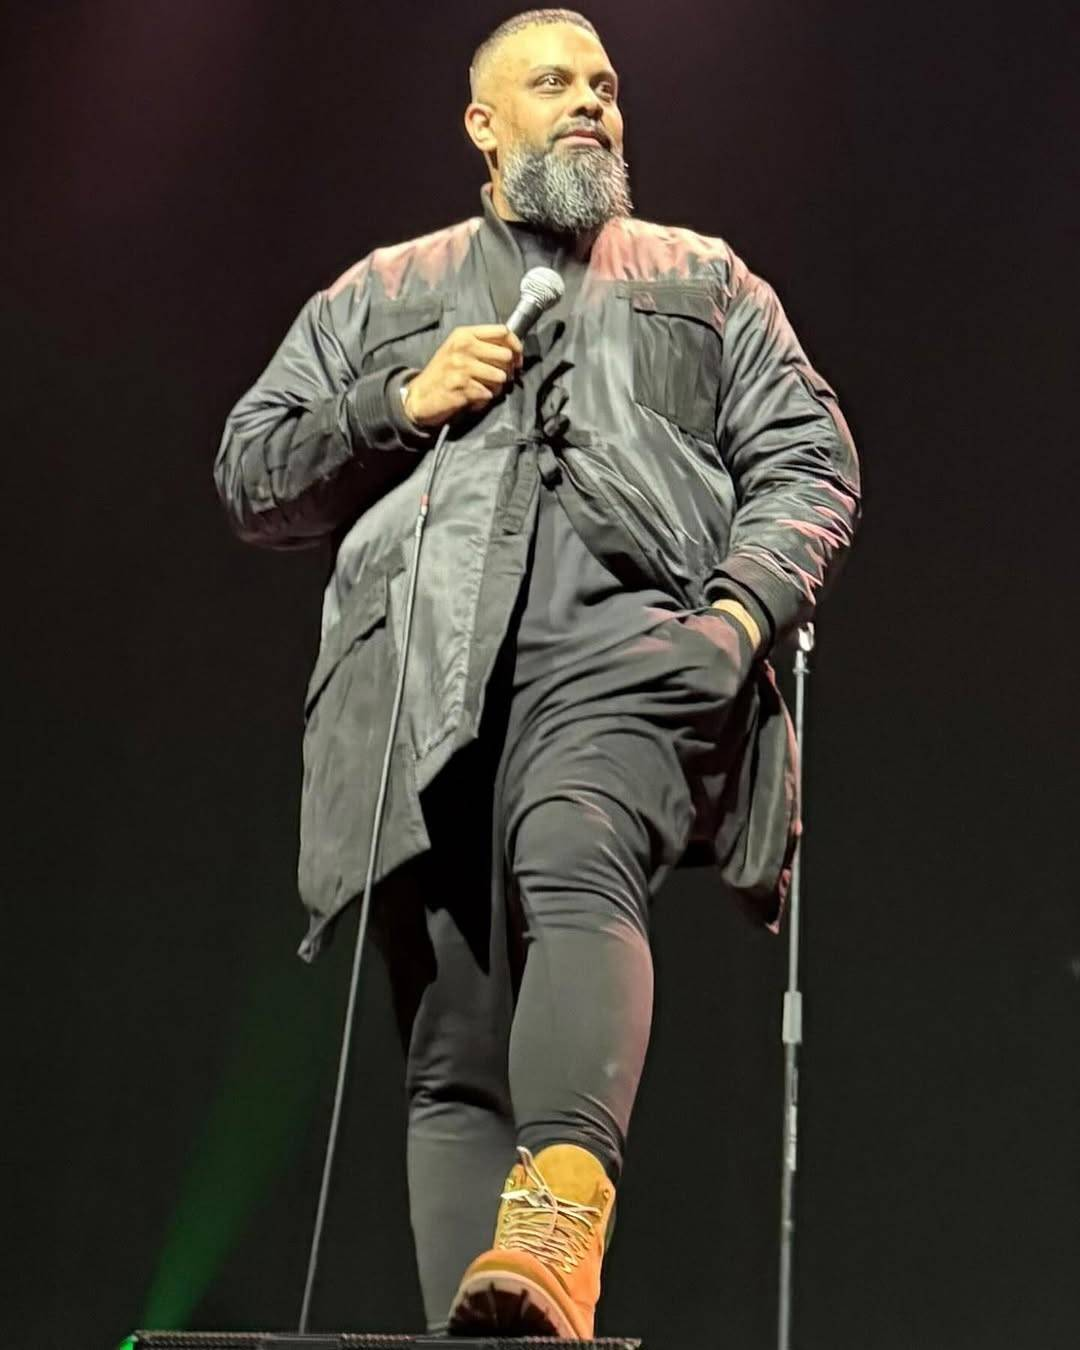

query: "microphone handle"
left=506, top=297, right=545, bottom=339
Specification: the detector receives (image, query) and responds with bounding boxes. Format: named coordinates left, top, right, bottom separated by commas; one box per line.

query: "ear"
left=464, top=101, right=498, bottom=156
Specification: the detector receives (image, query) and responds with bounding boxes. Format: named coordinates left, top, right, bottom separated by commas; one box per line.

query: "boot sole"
left=447, top=1270, right=581, bottom=1339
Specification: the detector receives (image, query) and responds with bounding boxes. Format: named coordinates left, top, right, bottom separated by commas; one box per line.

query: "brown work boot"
left=447, top=1143, right=616, bottom=1340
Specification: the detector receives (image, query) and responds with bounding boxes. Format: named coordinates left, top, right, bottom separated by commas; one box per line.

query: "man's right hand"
left=402, top=324, right=524, bottom=429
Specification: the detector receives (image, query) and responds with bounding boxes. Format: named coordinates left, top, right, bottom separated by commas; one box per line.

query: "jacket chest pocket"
left=623, top=281, right=724, bottom=442
left=359, top=296, right=447, bottom=376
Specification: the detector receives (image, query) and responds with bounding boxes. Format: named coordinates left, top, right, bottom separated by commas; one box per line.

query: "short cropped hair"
left=469, top=9, right=599, bottom=99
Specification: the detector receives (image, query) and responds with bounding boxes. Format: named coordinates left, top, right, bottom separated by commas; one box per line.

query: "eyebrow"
left=526, top=63, right=619, bottom=88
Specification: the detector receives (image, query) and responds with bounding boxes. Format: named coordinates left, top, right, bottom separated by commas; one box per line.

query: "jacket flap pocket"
left=627, top=281, right=723, bottom=332
left=365, top=296, right=445, bottom=351
left=303, top=543, right=408, bottom=717
left=623, top=282, right=724, bottom=439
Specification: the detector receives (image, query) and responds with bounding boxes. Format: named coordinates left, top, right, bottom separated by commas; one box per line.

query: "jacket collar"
left=476, top=182, right=598, bottom=328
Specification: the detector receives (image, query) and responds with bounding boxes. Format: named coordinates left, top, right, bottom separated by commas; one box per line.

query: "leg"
left=503, top=712, right=695, bottom=1185
left=443, top=602, right=753, bottom=1336
left=369, top=727, right=519, bottom=1333
left=445, top=706, right=696, bottom=1339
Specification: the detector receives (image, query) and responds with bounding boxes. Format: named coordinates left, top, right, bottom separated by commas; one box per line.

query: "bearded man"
left=215, top=8, right=860, bottom=1340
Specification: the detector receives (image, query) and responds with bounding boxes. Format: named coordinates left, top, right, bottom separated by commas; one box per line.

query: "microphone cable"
left=298, top=420, right=453, bottom=1334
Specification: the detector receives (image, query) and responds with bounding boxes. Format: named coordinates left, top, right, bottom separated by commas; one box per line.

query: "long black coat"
left=215, top=185, right=861, bottom=960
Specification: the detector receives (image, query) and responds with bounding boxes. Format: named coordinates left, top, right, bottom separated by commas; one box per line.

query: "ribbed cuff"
left=702, top=557, right=789, bottom=653
left=345, top=364, right=434, bottom=454
left=708, top=599, right=764, bottom=660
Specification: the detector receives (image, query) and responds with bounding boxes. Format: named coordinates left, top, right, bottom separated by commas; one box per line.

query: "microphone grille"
left=519, top=266, right=565, bottom=310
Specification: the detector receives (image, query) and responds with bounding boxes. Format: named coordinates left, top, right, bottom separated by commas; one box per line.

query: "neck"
left=490, top=178, right=519, bottom=223
left=488, top=177, right=597, bottom=259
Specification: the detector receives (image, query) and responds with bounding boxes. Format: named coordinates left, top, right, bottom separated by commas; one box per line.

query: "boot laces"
left=496, top=1146, right=603, bottom=1272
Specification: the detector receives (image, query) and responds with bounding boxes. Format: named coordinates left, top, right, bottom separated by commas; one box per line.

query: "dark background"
left=4, top=2, right=1078, bottom=1347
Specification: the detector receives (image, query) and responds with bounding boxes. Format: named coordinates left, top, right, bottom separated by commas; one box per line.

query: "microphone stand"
left=777, top=621, right=814, bottom=1350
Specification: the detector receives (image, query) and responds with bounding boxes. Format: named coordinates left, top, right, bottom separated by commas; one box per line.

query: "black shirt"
left=505, top=218, right=679, bottom=690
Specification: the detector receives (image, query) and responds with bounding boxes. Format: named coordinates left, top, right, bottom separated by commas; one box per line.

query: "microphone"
left=506, top=266, right=565, bottom=338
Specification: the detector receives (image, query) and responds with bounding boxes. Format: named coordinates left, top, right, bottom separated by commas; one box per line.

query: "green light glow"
left=140, top=941, right=339, bottom=1328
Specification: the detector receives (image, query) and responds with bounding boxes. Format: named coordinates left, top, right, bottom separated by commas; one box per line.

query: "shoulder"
left=596, top=214, right=760, bottom=295
left=324, top=216, right=480, bottom=304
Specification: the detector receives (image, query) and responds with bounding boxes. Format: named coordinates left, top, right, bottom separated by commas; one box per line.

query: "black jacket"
left=215, top=185, right=861, bottom=960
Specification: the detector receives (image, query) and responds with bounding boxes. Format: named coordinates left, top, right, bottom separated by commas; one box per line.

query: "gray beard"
left=500, top=138, right=633, bottom=234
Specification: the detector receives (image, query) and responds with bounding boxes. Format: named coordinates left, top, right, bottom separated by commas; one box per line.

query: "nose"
left=569, top=81, right=603, bottom=121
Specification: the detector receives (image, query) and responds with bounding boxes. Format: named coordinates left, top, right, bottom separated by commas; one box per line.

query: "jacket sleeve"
left=705, top=259, right=862, bottom=649
left=213, top=259, right=434, bottom=550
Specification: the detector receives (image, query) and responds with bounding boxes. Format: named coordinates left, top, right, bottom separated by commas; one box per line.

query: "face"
left=466, top=23, right=631, bottom=232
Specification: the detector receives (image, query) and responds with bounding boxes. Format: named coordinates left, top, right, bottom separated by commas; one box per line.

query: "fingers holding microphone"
left=402, top=324, right=524, bottom=429
left=402, top=268, right=564, bottom=431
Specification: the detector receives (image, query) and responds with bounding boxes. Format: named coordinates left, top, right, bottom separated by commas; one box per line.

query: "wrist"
left=399, top=377, right=419, bottom=428
left=709, top=598, right=762, bottom=656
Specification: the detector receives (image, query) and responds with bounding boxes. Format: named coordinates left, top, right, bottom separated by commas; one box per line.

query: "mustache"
left=552, top=124, right=612, bottom=150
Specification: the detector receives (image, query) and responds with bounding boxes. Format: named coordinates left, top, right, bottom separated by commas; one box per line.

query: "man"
left=214, top=9, right=860, bottom=1339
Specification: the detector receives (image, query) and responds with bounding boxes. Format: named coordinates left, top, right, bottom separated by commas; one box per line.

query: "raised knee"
left=516, top=793, right=628, bottom=873
left=511, top=794, right=651, bottom=930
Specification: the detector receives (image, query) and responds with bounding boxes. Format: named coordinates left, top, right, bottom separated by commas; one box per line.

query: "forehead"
left=492, top=23, right=614, bottom=85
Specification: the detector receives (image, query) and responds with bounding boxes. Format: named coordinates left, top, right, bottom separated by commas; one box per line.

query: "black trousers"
left=369, top=579, right=752, bottom=1332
